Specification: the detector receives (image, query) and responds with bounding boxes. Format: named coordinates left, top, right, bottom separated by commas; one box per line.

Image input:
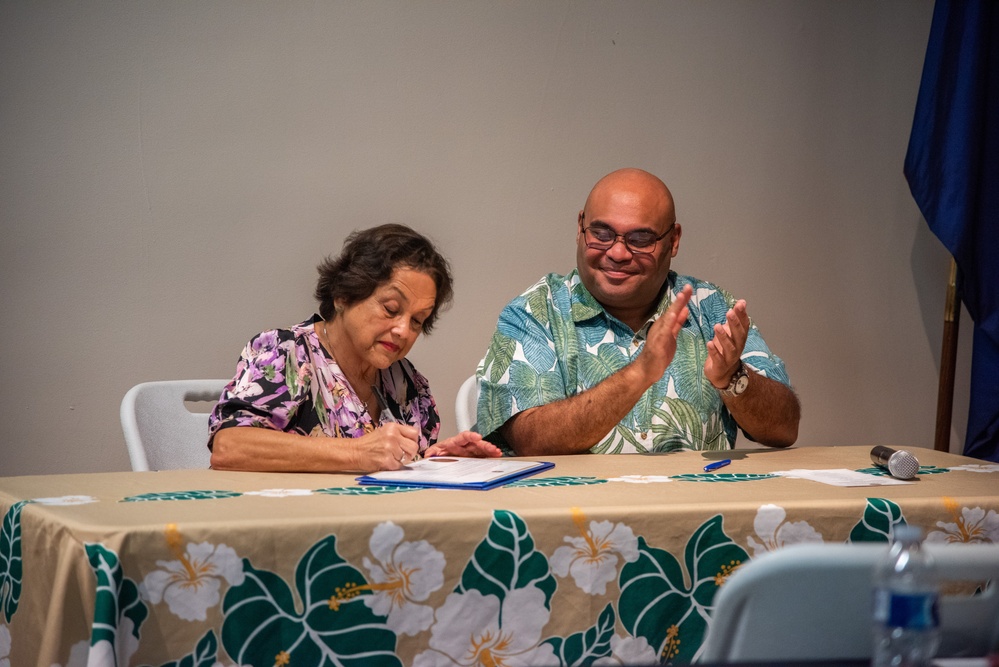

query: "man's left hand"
left=705, top=299, right=750, bottom=388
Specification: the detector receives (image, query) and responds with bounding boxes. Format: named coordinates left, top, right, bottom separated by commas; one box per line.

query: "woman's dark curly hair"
left=314, top=224, right=453, bottom=334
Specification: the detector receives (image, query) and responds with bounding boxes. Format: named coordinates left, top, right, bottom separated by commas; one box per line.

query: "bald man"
left=474, top=168, right=800, bottom=456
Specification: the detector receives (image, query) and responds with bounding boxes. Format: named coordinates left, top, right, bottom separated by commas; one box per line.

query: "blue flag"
left=904, top=0, right=998, bottom=461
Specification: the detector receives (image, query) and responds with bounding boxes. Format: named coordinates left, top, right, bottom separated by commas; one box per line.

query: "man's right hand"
left=633, top=284, right=692, bottom=385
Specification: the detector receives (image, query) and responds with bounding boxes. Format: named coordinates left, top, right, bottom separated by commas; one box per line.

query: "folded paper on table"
left=357, top=457, right=554, bottom=490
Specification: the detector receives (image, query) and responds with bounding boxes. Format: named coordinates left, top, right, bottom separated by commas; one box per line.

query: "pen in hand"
left=371, top=385, right=400, bottom=423
left=372, top=384, right=420, bottom=462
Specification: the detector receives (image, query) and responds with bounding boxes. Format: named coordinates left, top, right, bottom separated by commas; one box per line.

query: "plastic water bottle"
left=872, top=525, right=941, bottom=667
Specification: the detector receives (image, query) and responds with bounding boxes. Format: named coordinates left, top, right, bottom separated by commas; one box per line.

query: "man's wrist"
left=718, top=362, right=750, bottom=397
left=625, top=356, right=663, bottom=390
left=709, top=365, right=736, bottom=390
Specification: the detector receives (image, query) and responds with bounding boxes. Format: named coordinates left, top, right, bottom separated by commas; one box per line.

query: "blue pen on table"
left=703, top=459, right=732, bottom=472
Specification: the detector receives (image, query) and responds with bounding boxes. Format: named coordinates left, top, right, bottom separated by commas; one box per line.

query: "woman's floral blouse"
left=209, top=315, right=441, bottom=454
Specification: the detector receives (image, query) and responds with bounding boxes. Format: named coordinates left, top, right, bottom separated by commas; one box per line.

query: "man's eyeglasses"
left=581, top=222, right=676, bottom=254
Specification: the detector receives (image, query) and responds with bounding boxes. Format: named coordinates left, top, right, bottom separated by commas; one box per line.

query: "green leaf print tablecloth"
left=1, top=446, right=998, bottom=666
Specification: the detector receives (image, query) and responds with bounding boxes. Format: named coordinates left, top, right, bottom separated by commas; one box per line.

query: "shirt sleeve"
left=742, top=331, right=790, bottom=385
left=475, top=285, right=568, bottom=443
left=208, top=328, right=312, bottom=446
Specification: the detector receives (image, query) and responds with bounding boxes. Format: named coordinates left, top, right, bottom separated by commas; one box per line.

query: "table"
left=2, top=446, right=998, bottom=666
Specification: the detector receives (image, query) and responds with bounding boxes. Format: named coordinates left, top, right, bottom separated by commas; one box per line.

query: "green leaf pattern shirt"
left=475, top=270, right=792, bottom=454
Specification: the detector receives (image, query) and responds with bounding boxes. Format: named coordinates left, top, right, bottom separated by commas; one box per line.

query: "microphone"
left=870, top=446, right=920, bottom=479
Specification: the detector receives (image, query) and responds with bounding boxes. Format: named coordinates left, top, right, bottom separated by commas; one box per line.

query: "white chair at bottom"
left=699, top=542, right=999, bottom=662
left=120, top=379, right=228, bottom=471
left=455, top=375, right=479, bottom=432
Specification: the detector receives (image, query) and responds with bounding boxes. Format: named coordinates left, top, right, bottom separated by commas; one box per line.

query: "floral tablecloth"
left=1, top=446, right=997, bottom=667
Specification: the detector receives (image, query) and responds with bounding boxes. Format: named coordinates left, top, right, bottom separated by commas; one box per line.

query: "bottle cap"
left=892, top=524, right=923, bottom=542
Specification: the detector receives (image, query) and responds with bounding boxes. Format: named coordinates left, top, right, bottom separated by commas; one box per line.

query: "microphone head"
left=886, top=450, right=920, bottom=479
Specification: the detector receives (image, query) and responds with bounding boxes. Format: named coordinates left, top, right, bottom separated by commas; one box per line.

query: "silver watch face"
left=722, top=366, right=749, bottom=396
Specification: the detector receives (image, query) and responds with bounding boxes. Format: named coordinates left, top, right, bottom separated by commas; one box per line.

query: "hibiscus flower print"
left=361, top=522, right=445, bottom=636
left=551, top=508, right=639, bottom=595
left=593, top=633, right=659, bottom=666
left=927, top=498, right=999, bottom=544
left=746, top=504, right=823, bottom=556
left=414, top=587, right=556, bottom=666
left=140, top=525, right=244, bottom=621
left=47, top=640, right=89, bottom=667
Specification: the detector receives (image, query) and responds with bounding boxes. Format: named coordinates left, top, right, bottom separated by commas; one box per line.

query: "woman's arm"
left=210, top=423, right=421, bottom=473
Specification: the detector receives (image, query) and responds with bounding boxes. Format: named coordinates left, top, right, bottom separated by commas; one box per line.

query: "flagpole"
left=934, top=257, right=961, bottom=452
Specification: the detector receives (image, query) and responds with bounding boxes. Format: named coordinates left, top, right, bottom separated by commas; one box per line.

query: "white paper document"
left=357, top=457, right=553, bottom=490
left=772, top=468, right=914, bottom=487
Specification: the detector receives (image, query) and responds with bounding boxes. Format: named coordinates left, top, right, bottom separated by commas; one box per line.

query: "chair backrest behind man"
left=120, top=379, right=228, bottom=471
left=699, top=541, right=999, bottom=662
left=455, top=375, right=479, bottom=432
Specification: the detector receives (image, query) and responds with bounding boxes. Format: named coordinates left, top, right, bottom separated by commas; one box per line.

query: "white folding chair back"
left=120, top=379, right=228, bottom=471
left=455, top=375, right=479, bottom=432
left=699, top=542, right=999, bottom=662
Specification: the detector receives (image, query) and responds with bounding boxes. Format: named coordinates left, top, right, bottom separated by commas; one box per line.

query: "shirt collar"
left=567, top=269, right=605, bottom=322
left=569, top=269, right=678, bottom=333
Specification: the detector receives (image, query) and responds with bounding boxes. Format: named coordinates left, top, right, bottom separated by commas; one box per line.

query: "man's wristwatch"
left=720, top=362, right=749, bottom=397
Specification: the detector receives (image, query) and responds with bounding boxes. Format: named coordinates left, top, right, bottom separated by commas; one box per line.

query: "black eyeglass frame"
left=580, top=221, right=677, bottom=254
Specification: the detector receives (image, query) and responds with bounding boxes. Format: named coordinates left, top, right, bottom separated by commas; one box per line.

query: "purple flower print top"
left=209, top=315, right=441, bottom=454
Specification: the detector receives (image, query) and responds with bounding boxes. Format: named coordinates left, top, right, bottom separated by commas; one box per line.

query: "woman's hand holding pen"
left=426, top=431, right=503, bottom=459
left=366, top=384, right=419, bottom=468
left=370, top=384, right=500, bottom=463
left=352, top=422, right=421, bottom=471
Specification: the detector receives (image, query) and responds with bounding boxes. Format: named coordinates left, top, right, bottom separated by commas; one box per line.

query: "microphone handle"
left=871, top=445, right=896, bottom=465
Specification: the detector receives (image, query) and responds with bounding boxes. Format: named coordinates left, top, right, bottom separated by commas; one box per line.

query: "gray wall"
left=1, top=1, right=971, bottom=476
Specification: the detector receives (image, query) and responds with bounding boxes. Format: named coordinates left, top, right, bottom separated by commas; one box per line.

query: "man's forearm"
left=723, top=372, right=800, bottom=447
left=500, top=363, right=653, bottom=456
left=500, top=285, right=692, bottom=456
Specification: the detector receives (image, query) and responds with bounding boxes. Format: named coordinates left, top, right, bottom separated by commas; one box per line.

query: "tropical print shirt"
left=475, top=270, right=791, bottom=454
left=209, top=315, right=441, bottom=454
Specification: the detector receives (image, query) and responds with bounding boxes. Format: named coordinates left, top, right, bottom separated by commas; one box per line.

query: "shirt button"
left=640, top=432, right=648, bottom=439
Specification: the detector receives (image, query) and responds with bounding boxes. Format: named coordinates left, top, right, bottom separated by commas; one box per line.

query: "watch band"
left=720, top=362, right=749, bottom=397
